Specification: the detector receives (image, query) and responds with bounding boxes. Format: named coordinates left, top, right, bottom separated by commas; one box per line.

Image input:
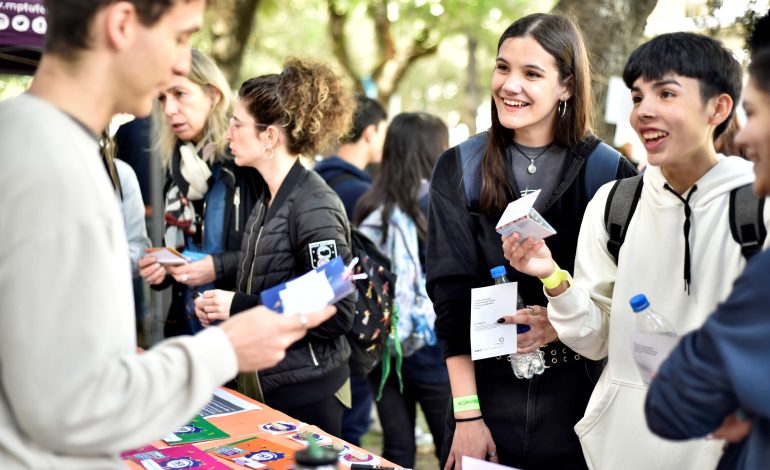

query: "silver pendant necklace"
left=512, top=141, right=554, bottom=175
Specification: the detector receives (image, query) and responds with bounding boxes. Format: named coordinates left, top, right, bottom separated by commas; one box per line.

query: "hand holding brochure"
left=145, top=247, right=207, bottom=265
left=495, top=189, right=556, bottom=240
left=260, top=256, right=355, bottom=315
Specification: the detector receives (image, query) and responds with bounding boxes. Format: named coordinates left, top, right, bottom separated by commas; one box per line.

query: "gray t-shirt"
left=507, top=142, right=569, bottom=212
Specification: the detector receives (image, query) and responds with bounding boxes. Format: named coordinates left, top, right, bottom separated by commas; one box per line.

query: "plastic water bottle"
left=490, top=265, right=546, bottom=379
left=629, top=293, right=679, bottom=385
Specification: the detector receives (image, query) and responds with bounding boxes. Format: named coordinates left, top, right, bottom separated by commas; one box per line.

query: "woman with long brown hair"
left=426, top=13, right=636, bottom=470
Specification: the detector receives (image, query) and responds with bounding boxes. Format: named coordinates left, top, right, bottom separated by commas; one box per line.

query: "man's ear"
left=361, top=123, right=378, bottom=144
left=104, top=2, right=139, bottom=51
left=709, top=93, right=734, bottom=127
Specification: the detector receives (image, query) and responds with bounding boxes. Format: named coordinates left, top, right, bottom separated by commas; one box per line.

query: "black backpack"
left=604, top=174, right=766, bottom=263
left=320, top=171, right=399, bottom=379
left=346, top=227, right=398, bottom=377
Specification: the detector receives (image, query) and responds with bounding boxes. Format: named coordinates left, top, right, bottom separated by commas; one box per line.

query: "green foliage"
left=0, top=75, right=32, bottom=100
left=198, top=0, right=555, bottom=123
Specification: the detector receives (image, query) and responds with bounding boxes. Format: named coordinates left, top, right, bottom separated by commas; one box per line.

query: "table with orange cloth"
left=124, top=387, right=394, bottom=469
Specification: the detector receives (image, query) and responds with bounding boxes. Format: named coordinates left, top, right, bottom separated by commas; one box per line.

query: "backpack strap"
left=603, top=174, right=644, bottom=263
left=457, top=132, right=489, bottom=209
left=584, top=141, right=622, bottom=200
left=729, top=184, right=766, bottom=262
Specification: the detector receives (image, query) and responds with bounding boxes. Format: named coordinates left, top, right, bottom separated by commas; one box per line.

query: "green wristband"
left=453, top=395, right=480, bottom=413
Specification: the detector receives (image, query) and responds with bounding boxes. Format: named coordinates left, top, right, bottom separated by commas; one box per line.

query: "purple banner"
left=0, top=1, right=46, bottom=49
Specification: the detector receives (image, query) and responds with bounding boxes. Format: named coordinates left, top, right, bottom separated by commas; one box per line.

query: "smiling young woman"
left=426, top=13, right=637, bottom=470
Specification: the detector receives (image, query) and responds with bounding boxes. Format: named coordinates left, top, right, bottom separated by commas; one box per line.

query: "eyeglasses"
left=228, top=116, right=269, bottom=133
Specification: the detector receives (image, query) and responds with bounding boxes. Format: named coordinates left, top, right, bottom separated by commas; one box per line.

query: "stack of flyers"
left=124, top=444, right=229, bottom=469
left=162, top=415, right=229, bottom=445
left=206, top=436, right=296, bottom=470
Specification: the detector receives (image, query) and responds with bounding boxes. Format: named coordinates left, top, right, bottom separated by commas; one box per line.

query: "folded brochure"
left=495, top=189, right=556, bottom=240
left=145, top=247, right=207, bottom=265
left=260, top=256, right=354, bottom=315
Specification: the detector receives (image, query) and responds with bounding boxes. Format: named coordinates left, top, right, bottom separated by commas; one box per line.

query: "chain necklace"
left=512, top=141, right=554, bottom=175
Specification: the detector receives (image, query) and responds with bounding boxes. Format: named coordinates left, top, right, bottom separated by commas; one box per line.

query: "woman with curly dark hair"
left=195, top=58, right=356, bottom=435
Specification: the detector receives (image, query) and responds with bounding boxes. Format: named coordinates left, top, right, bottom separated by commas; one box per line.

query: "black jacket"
left=426, top=134, right=638, bottom=357
left=231, top=160, right=355, bottom=409
left=158, top=155, right=262, bottom=338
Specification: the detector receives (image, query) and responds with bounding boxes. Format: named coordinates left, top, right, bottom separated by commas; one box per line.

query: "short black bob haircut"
left=622, top=32, right=742, bottom=139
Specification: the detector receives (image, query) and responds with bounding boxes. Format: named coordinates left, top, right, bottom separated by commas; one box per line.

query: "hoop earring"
left=558, top=100, right=568, bottom=118
left=264, top=147, right=274, bottom=160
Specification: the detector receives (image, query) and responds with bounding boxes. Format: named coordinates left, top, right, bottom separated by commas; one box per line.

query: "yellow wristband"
left=453, top=395, right=480, bottom=413
left=539, top=262, right=572, bottom=290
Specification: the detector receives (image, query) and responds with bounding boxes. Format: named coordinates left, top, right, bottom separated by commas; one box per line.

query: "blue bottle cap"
left=629, top=294, right=650, bottom=312
left=490, top=265, right=507, bottom=279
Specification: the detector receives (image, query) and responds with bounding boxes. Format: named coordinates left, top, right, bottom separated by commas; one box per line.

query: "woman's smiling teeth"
left=642, top=130, right=669, bottom=142
left=503, top=98, right=528, bottom=107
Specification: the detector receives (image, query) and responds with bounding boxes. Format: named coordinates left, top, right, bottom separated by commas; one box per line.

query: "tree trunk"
left=463, top=34, right=480, bottom=133
left=208, top=0, right=262, bottom=88
left=552, top=0, right=658, bottom=142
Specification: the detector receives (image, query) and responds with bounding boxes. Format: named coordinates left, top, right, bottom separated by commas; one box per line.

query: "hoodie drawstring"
left=663, top=183, right=698, bottom=294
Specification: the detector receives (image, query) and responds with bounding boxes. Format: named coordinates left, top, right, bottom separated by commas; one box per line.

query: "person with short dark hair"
left=505, top=32, right=769, bottom=470
left=316, top=95, right=388, bottom=219
left=644, top=25, right=770, bottom=470
left=0, top=1, right=334, bottom=467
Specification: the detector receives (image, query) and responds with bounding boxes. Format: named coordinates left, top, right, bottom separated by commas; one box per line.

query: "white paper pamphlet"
left=495, top=189, right=556, bottom=240
left=462, top=456, right=523, bottom=470
left=279, top=269, right=335, bottom=315
left=470, top=283, right=519, bottom=361
left=197, top=388, right=261, bottom=418
left=145, top=247, right=188, bottom=265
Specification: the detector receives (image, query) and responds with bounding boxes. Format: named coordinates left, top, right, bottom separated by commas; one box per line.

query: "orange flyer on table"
left=206, top=435, right=296, bottom=470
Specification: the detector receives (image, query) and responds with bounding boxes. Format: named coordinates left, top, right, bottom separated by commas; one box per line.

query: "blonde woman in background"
left=138, top=49, right=261, bottom=337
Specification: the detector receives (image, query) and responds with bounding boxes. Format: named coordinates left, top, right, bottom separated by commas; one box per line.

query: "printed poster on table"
left=206, top=436, right=296, bottom=470
left=123, top=444, right=229, bottom=470
left=162, top=415, right=229, bottom=445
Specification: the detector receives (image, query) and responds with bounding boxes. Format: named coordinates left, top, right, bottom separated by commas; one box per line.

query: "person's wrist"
left=539, top=262, right=572, bottom=290
left=453, top=395, right=480, bottom=413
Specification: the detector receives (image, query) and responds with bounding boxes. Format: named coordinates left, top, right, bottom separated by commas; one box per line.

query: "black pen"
left=350, top=465, right=397, bottom=470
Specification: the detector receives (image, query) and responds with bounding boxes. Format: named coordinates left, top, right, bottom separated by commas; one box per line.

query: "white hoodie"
left=547, top=157, right=770, bottom=470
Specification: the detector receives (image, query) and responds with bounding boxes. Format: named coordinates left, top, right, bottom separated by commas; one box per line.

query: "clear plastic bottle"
left=490, top=265, right=546, bottom=379
left=629, top=293, right=679, bottom=385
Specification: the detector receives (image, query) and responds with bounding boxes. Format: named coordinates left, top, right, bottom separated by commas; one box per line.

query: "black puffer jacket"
left=231, top=160, right=355, bottom=409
